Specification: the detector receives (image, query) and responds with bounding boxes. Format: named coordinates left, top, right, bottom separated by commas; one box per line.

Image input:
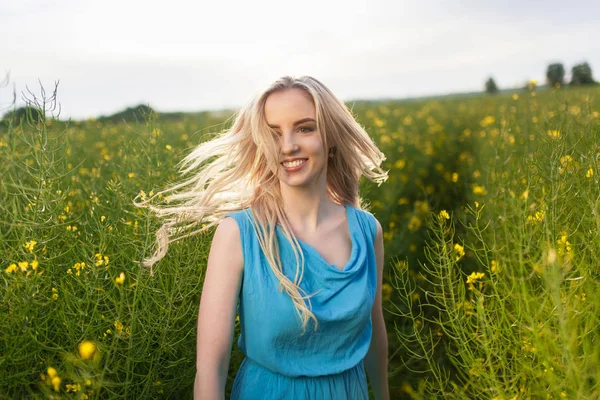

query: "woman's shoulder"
left=225, top=207, right=253, bottom=221
left=351, top=205, right=380, bottom=241
left=223, top=207, right=255, bottom=233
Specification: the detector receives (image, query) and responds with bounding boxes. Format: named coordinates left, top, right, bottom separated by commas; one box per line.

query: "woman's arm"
left=194, top=217, right=244, bottom=400
left=364, top=218, right=390, bottom=400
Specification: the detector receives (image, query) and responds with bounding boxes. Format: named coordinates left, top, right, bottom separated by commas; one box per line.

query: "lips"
left=281, top=158, right=307, bottom=166
left=281, top=158, right=308, bottom=171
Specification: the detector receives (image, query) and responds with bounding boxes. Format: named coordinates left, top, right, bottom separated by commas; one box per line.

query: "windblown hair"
left=135, top=75, right=388, bottom=334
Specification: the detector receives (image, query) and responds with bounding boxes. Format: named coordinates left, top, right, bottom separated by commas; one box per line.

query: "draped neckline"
left=275, top=204, right=357, bottom=274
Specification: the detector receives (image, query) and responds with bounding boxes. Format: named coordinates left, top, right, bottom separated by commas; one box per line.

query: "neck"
left=278, top=175, right=339, bottom=234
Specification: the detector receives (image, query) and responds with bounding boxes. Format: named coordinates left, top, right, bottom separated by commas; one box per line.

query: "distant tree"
left=570, top=62, right=596, bottom=85
left=2, top=106, right=44, bottom=123
left=98, top=104, right=155, bottom=123
left=485, top=77, right=499, bottom=94
left=546, top=63, right=565, bottom=87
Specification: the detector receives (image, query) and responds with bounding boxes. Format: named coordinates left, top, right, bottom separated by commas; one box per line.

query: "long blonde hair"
left=135, top=75, right=388, bottom=333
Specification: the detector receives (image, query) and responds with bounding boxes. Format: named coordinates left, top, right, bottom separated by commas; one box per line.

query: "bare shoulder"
left=373, top=216, right=383, bottom=240
left=209, top=216, right=244, bottom=273
left=215, top=215, right=241, bottom=240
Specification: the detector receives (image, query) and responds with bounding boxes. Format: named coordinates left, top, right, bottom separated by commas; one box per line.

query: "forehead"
left=264, top=88, right=315, bottom=125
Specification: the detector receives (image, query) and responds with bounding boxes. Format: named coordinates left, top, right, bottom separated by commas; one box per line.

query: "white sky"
left=2, top=0, right=599, bottom=119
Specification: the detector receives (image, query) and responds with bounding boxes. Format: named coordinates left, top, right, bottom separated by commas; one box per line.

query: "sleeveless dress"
left=225, top=204, right=378, bottom=400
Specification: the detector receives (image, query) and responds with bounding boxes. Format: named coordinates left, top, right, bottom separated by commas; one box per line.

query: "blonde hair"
left=135, top=75, right=387, bottom=334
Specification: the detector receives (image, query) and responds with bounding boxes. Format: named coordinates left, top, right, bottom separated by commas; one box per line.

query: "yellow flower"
left=408, top=215, right=422, bottom=231
left=101, top=215, right=106, bottom=222
left=557, top=231, right=572, bottom=256
left=454, top=243, right=465, bottom=261
left=480, top=115, right=495, bottom=127
left=491, top=260, right=500, bottom=273
left=451, top=172, right=459, bottom=182
left=51, top=376, right=61, bottom=392
left=115, top=272, right=125, bottom=285
left=128, top=172, right=135, bottom=178
left=466, top=272, right=485, bottom=284
left=52, top=287, right=58, bottom=301
left=30, top=260, right=39, bottom=271
left=586, top=168, right=594, bottom=178
left=466, top=272, right=485, bottom=290
left=472, top=185, right=487, bottom=195
left=95, top=253, right=109, bottom=267
left=5, top=263, right=17, bottom=273
left=18, top=261, right=29, bottom=272
left=47, top=367, right=57, bottom=379
left=527, top=209, right=545, bottom=224
left=66, top=383, right=81, bottom=392
left=165, top=144, right=172, bottom=150
left=114, top=320, right=124, bottom=334
left=24, top=240, right=37, bottom=253
left=439, top=210, right=450, bottom=220
left=78, top=340, right=97, bottom=359
left=547, top=129, right=561, bottom=138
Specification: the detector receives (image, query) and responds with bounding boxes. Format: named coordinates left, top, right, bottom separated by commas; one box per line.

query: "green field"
left=1, top=85, right=599, bottom=399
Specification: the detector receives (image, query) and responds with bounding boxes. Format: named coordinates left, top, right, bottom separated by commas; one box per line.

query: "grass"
left=1, top=84, right=599, bottom=399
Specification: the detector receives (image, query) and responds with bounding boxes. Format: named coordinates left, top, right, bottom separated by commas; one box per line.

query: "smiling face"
left=264, top=88, right=328, bottom=189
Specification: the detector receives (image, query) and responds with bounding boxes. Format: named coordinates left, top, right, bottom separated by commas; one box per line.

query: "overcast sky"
left=2, top=0, right=599, bottom=120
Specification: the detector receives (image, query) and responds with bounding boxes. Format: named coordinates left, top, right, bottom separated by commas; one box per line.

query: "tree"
left=485, top=77, right=499, bottom=94
left=97, top=104, right=155, bottom=123
left=2, top=106, right=44, bottom=123
left=546, top=63, right=565, bottom=87
left=570, top=62, right=595, bottom=85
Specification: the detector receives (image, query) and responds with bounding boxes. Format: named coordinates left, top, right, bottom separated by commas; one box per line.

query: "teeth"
left=283, top=159, right=307, bottom=168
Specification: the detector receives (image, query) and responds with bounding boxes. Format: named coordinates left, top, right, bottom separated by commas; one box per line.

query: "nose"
left=280, top=131, right=299, bottom=155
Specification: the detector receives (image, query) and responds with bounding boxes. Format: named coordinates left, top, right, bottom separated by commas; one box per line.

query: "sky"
left=2, top=0, right=599, bottom=120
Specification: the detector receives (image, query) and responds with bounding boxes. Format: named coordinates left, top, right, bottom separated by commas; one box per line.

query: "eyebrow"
left=267, top=117, right=316, bottom=129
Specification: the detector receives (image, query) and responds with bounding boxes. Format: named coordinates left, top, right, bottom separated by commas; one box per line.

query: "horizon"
left=2, top=0, right=599, bottom=120
left=1, top=77, right=593, bottom=121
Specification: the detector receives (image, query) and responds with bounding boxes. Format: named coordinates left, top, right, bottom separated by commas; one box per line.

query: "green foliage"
left=570, top=62, right=596, bottom=85
left=546, top=62, right=565, bottom=87
left=388, top=87, right=600, bottom=399
left=97, top=104, right=156, bottom=124
left=1, top=84, right=599, bottom=398
left=484, top=77, right=499, bottom=94
left=2, top=106, right=45, bottom=124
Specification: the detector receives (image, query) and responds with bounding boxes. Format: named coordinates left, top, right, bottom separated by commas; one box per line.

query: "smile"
left=281, top=158, right=308, bottom=171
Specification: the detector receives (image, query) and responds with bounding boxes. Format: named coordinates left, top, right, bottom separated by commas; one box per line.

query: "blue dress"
left=225, top=204, right=378, bottom=399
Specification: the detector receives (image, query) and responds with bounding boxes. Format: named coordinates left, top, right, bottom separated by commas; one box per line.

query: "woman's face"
left=264, top=88, right=327, bottom=188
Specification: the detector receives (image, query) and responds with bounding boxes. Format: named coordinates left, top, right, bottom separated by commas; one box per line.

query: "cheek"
left=306, top=139, right=326, bottom=157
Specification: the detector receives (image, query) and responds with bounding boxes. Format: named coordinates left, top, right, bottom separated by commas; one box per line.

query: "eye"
left=299, top=126, right=314, bottom=133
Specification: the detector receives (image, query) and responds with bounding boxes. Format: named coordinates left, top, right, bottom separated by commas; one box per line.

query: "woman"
left=138, top=76, right=389, bottom=399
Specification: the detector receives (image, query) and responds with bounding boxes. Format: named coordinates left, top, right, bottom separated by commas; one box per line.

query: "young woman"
left=138, top=76, right=389, bottom=399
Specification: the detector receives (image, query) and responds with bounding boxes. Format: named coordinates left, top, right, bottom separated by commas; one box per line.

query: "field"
left=1, top=84, right=599, bottom=399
